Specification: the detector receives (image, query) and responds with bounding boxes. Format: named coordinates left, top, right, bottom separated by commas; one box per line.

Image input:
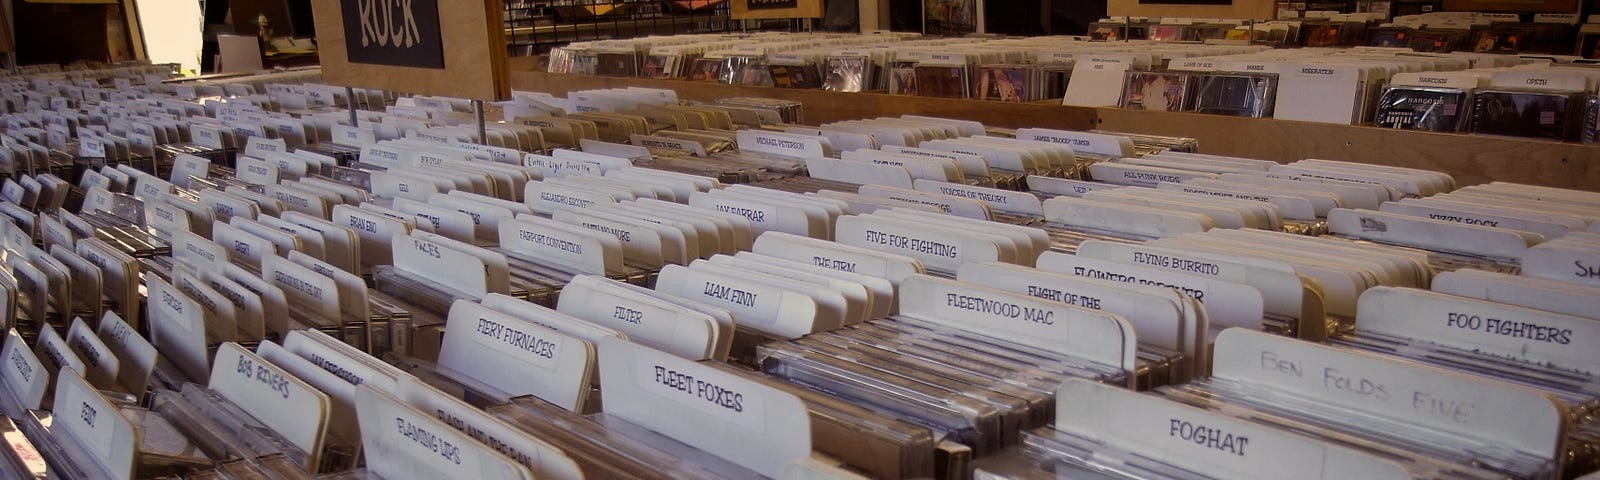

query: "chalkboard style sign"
left=312, top=0, right=509, bottom=101
left=339, top=0, right=447, bottom=68
left=732, top=0, right=822, bottom=19
left=747, top=0, right=801, bottom=9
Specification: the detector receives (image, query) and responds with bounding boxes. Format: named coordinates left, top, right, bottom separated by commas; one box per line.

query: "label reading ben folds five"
left=339, top=0, right=446, bottom=68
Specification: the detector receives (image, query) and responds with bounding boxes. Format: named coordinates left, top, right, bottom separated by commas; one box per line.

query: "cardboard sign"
left=311, top=0, right=511, bottom=101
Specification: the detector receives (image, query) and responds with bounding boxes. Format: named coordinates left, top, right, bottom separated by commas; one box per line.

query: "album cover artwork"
left=824, top=57, right=870, bottom=92
left=1469, top=89, right=1584, bottom=141
left=924, top=0, right=978, bottom=36
left=889, top=66, right=919, bottom=95
left=915, top=65, right=969, bottom=98
left=769, top=65, right=822, bottom=89
left=688, top=58, right=725, bottom=82
left=976, top=66, right=1028, bottom=102
left=594, top=52, right=638, bottom=77
left=642, top=55, right=679, bottom=79
left=1373, top=87, right=1468, bottom=132
left=1120, top=71, right=1194, bottom=111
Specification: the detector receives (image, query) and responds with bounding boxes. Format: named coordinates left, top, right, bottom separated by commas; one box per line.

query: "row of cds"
left=0, top=63, right=1597, bottom=480
left=548, top=30, right=1600, bottom=145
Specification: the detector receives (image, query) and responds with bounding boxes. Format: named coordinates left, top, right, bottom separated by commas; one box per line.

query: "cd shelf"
left=510, top=69, right=1600, bottom=192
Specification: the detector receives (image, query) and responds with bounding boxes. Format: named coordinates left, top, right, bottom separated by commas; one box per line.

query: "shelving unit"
left=502, top=0, right=797, bottom=56
left=509, top=69, right=1600, bottom=191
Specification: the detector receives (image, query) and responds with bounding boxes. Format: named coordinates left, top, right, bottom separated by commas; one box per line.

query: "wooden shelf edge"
left=509, top=71, right=1600, bottom=192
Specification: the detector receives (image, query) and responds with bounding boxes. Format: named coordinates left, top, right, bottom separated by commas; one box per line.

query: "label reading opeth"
left=339, top=0, right=446, bottom=69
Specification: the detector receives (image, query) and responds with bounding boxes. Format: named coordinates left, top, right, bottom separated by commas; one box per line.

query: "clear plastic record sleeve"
left=1119, top=71, right=1196, bottom=112
left=1373, top=86, right=1469, bottom=132
left=1468, top=88, right=1589, bottom=141
left=1192, top=73, right=1276, bottom=118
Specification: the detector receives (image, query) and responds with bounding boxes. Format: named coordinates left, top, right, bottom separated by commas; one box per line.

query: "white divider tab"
left=171, top=230, right=226, bottom=271
left=1213, top=328, right=1565, bottom=461
left=836, top=215, right=999, bottom=273
left=751, top=231, right=924, bottom=285
left=656, top=264, right=816, bottom=338
left=1038, top=251, right=1265, bottom=332
left=597, top=337, right=811, bottom=477
left=262, top=255, right=342, bottom=321
left=1089, top=163, right=1219, bottom=188
left=354, top=385, right=532, bottom=480
left=630, top=134, right=706, bottom=156
left=210, top=342, right=329, bottom=468
left=54, top=371, right=137, bottom=480
left=244, top=136, right=287, bottom=158
left=1328, top=209, right=1532, bottom=262
left=1523, top=243, right=1600, bottom=287
left=170, top=153, right=211, bottom=187
left=552, top=209, right=666, bottom=268
left=438, top=300, right=594, bottom=412
left=688, top=192, right=813, bottom=237
left=499, top=216, right=620, bottom=275
left=282, top=331, right=400, bottom=394
left=1078, top=240, right=1306, bottom=324
left=858, top=184, right=992, bottom=220
left=524, top=181, right=616, bottom=215
left=37, top=327, right=86, bottom=378
left=396, top=377, right=585, bottom=479
left=914, top=179, right=1044, bottom=216
left=1014, top=128, right=1132, bottom=158
left=1358, top=287, right=1600, bottom=376
left=333, top=205, right=411, bottom=268
left=1024, top=175, right=1113, bottom=196
left=899, top=275, right=1137, bottom=376
left=579, top=138, right=652, bottom=162
left=805, top=157, right=913, bottom=189
left=146, top=277, right=210, bottom=383
left=556, top=276, right=715, bottom=360
left=553, top=148, right=634, bottom=173
left=392, top=232, right=491, bottom=297
left=1057, top=379, right=1411, bottom=480
left=1, top=329, right=47, bottom=412
left=737, top=130, right=826, bottom=159
left=95, top=311, right=156, bottom=394
left=958, top=262, right=1185, bottom=351
left=1043, top=197, right=1209, bottom=238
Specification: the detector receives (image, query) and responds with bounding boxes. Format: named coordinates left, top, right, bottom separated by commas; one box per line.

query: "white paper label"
left=598, top=337, right=809, bottom=477
left=439, top=301, right=590, bottom=410
left=210, top=343, right=328, bottom=459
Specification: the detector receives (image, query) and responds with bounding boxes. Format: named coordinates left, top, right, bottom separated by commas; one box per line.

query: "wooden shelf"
left=1094, top=109, right=1600, bottom=192
left=507, top=71, right=1100, bottom=130
left=509, top=71, right=1600, bottom=192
